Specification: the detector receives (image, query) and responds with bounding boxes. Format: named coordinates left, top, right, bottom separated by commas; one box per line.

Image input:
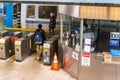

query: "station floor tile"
left=0, top=54, right=76, bottom=80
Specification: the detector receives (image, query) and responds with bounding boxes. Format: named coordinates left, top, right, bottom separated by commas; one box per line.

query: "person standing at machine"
left=49, top=12, right=56, bottom=35
left=34, top=24, right=46, bottom=61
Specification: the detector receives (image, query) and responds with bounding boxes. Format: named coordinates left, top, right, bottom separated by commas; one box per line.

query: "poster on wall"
left=81, top=52, right=91, bottom=67
left=83, top=38, right=91, bottom=53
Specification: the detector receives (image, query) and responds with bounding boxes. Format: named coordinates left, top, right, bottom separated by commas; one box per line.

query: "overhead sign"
left=1, top=0, right=120, bottom=4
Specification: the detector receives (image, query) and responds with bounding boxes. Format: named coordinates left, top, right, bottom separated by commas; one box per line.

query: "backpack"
left=34, top=30, right=43, bottom=44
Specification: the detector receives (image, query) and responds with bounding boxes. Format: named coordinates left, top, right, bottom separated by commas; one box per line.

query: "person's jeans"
left=49, top=25, right=55, bottom=35
left=36, top=44, right=43, bottom=60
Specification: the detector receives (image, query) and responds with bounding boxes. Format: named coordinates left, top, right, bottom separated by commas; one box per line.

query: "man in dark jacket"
left=49, top=12, right=56, bottom=35
left=34, top=24, right=46, bottom=61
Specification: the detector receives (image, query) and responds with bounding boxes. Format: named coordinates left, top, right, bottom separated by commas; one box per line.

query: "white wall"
left=59, top=5, right=79, bottom=18
left=21, top=4, right=27, bottom=28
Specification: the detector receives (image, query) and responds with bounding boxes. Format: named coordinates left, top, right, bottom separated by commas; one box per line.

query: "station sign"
left=110, top=32, right=120, bottom=40
left=109, top=39, right=119, bottom=46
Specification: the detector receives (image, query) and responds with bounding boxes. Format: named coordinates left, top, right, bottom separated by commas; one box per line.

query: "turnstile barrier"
left=43, top=35, right=59, bottom=65
left=0, top=36, right=13, bottom=59
left=0, top=30, right=8, bottom=38
left=0, top=31, right=22, bottom=59
left=15, top=32, right=35, bottom=61
left=12, top=31, right=22, bottom=53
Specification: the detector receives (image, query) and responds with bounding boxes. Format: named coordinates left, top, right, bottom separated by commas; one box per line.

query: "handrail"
left=4, top=27, right=60, bottom=33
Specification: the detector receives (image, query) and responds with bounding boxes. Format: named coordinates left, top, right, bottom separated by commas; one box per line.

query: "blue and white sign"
left=109, top=40, right=119, bottom=46
left=0, top=8, right=3, bottom=14
left=110, top=49, right=120, bottom=56
left=110, top=32, right=120, bottom=40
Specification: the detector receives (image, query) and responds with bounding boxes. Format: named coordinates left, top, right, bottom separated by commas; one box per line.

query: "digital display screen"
left=109, top=40, right=119, bottom=46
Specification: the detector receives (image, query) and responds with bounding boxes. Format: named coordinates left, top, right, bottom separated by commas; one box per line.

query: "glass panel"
left=27, top=5, right=35, bottom=18
left=62, top=14, right=80, bottom=52
left=97, top=21, right=117, bottom=52
left=38, top=6, right=57, bottom=19
left=83, top=19, right=118, bottom=53
left=118, top=22, right=120, bottom=32
left=83, top=19, right=98, bottom=53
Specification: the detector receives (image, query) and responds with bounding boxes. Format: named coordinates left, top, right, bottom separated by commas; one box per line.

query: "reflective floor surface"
left=0, top=54, right=76, bottom=80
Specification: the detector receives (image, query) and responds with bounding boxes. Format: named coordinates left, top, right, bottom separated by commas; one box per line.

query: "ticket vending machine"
left=15, top=32, right=35, bottom=61
left=43, top=35, right=59, bottom=65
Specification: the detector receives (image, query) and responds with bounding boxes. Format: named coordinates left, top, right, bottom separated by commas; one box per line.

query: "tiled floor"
left=0, top=54, right=76, bottom=80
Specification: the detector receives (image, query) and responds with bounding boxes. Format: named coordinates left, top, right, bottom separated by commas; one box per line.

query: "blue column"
left=4, top=3, right=13, bottom=27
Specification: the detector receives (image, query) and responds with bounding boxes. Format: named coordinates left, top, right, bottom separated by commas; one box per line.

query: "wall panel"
left=80, top=5, right=120, bottom=21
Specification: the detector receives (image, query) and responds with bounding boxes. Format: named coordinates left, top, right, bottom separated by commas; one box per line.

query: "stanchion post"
left=60, top=14, right=63, bottom=43
left=77, top=19, right=84, bottom=80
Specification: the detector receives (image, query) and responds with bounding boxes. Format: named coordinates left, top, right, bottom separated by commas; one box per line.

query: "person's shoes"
left=37, top=57, right=40, bottom=61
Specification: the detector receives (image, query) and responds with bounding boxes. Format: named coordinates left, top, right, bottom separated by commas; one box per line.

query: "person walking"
left=34, top=24, right=46, bottom=61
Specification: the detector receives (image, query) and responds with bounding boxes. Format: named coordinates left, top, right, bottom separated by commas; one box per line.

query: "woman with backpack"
left=34, top=24, right=46, bottom=61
